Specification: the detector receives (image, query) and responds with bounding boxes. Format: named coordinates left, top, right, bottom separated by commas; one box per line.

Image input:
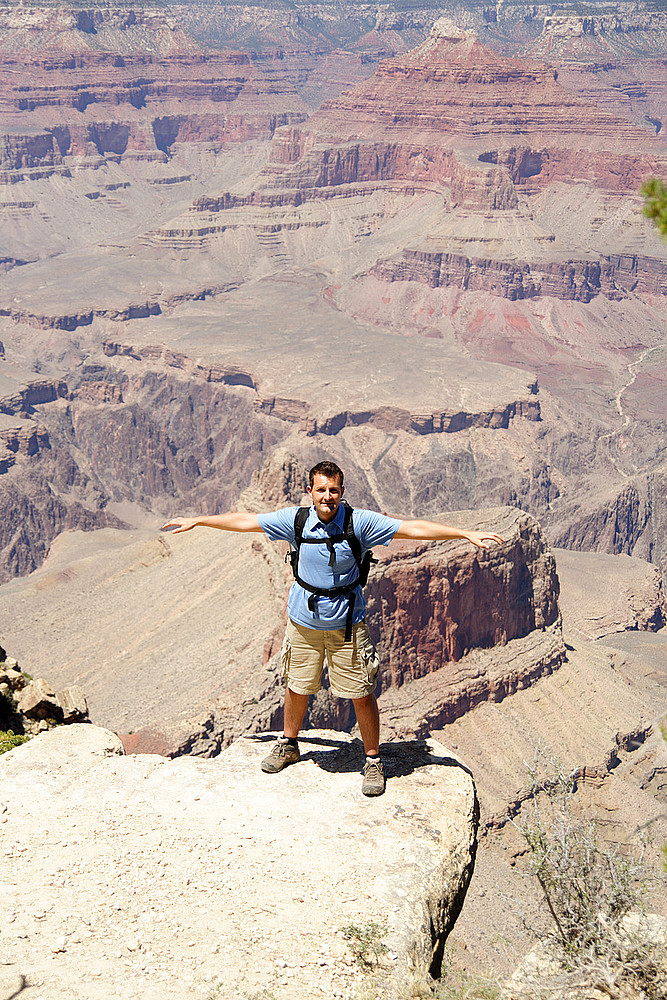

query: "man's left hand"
left=463, top=530, right=504, bottom=549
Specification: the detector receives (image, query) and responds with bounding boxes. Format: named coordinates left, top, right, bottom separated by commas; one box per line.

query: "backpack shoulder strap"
left=342, top=501, right=363, bottom=568
left=293, top=505, right=309, bottom=546
left=287, top=505, right=310, bottom=578
left=343, top=500, right=378, bottom=587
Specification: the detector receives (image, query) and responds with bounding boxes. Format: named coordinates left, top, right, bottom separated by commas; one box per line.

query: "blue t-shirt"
left=258, top=504, right=401, bottom=630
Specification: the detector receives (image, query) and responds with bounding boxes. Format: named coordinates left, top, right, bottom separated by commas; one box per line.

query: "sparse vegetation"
left=341, top=920, right=389, bottom=969
left=510, top=746, right=667, bottom=999
left=0, top=729, right=30, bottom=754
left=401, top=964, right=500, bottom=1000
left=352, top=951, right=500, bottom=1000
left=641, top=177, right=667, bottom=238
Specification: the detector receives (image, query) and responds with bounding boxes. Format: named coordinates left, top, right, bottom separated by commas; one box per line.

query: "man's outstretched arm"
left=161, top=513, right=262, bottom=534
left=394, top=519, right=504, bottom=549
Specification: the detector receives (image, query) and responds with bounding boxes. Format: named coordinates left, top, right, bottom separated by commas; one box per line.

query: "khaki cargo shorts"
left=280, top=618, right=381, bottom=699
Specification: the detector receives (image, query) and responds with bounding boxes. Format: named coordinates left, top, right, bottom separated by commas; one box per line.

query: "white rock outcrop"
left=0, top=724, right=478, bottom=1000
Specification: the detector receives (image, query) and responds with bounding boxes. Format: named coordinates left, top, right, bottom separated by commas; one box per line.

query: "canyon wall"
left=0, top=3, right=666, bottom=627
left=0, top=48, right=310, bottom=182
left=372, top=248, right=667, bottom=302
left=368, top=509, right=560, bottom=690
left=0, top=369, right=290, bottom=580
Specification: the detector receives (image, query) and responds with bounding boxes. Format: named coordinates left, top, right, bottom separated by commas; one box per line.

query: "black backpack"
left=287, top=500, right=376, bottom=641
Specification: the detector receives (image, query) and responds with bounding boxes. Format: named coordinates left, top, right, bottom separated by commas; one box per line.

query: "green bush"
left=641, top=177, right=667, bottom=239
left=341, top=920, right=389, bottom=969
left=0, top=730, right=30, bottom=755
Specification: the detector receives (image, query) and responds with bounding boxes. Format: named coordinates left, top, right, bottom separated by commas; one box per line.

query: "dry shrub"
left=510, top=747, right=666, bottom=1000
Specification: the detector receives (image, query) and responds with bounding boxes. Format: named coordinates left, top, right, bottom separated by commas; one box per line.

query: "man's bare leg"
left=284, top=687, right=309, bottom=739
left=352, top=693, right=380, bottom=757
left=261, top=687, right=308, bottom=773
left=353, top=693, right=384, bottom=795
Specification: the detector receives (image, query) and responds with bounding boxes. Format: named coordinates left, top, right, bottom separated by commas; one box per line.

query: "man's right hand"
left=160, top=512, right=262, bottom=534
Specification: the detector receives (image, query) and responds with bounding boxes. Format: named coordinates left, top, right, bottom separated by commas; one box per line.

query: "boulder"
left=55, top=685, right=89, bottom=722
left=0, top=722, right=123, bottom=803
left=17, top=677, right=60, bottom=720
left=0, top=667, right=25, bottom=690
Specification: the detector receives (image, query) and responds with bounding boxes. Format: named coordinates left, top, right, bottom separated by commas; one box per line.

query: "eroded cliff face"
left=0, top=349, right=547, bottom=581
left=266, top=20, right=666, bottom=196
left=372, top=248, right=667, bottom=302
left=368, top=509, right=560, bottom=689
left=0, top=49, right=310, bottom=180
left=0, top=368, right=289, bottom=580
left=550, top=470, right=667, bottom=589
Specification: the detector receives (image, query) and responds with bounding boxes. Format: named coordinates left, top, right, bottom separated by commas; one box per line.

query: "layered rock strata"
left=266, top=19, right=666, bottom=195
left=0, top=6, right=665, bottom=704
left=0, top=316, right=542, bottom=579
left=135, top=16, right=667, bottom=312
left=0, top=49, right=309, bottom=181
left=372, top=248, right=667, bottom=302
left=554, top=58, right=667, bottom=136
left=368, top=507, right=560, bottom=691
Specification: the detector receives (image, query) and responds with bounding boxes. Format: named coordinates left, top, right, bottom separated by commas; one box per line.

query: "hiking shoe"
left=261, top=738, right=300, bottom=773
left=362, top=757, right=385, bottom=796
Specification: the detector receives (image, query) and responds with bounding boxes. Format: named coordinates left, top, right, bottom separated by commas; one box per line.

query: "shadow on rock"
left=1, top=974, right=27, bottom=1000
left=300, top=735, right=474, bottom=781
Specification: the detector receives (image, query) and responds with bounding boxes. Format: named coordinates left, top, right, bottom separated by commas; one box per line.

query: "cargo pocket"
left=358, top=630, right=380, bottom=689
left=280, top=634, right=292, bottom=681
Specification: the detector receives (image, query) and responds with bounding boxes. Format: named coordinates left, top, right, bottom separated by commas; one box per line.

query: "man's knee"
left=286, top=687, right=310, bottom=701
left=351, top=693, right=376, bottom=707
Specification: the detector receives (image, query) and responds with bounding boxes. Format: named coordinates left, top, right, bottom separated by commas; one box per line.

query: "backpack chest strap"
left=297, top=532, right=347, bottom=567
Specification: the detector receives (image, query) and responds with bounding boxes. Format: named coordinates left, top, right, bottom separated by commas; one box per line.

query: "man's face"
left=307, top=474, right=344, bottom=523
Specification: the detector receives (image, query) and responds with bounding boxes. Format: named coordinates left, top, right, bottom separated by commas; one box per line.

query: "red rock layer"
left=372, top=248, right=667, bottom=301
left=267, top=21, right=667, bottom=196
left=366, top=509, right=561, bottom=691
left=0, top=51, right=299, bottom=116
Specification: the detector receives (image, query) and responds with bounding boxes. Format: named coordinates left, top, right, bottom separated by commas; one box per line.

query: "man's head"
left=308, top=461, right=344, bottom=489
left=307, top=461, right=344, bottom=523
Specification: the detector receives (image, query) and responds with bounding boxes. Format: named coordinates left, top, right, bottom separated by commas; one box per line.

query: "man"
left=162, top=460, right=503, bottom=796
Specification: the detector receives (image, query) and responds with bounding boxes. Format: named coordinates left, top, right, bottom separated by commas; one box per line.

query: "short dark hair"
left=309, top=461, right=344, bottom=488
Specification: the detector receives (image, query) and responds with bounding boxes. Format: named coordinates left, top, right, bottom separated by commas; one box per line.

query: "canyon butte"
left=0, top=0, right=666, bottom=992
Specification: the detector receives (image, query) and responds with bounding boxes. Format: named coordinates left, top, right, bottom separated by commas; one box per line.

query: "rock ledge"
left=0, top=724, right=478, bottom=1000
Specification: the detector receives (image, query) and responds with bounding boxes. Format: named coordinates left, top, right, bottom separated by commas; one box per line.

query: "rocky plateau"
left=0, top=723, right=478, bottom=999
